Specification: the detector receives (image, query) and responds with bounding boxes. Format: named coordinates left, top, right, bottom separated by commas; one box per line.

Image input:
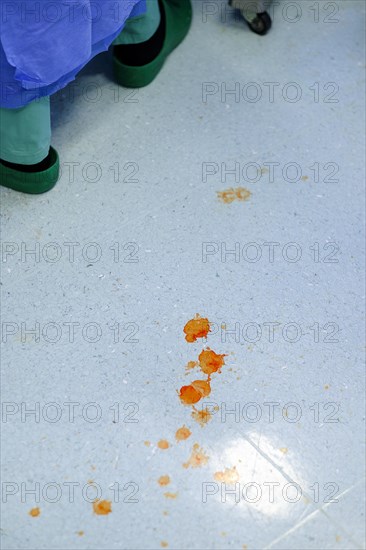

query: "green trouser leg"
left=113, top=0, right=160, bottom=45
left=0, top=0, right=159, bottom=165
left=0, top=97, right=51, bottom=164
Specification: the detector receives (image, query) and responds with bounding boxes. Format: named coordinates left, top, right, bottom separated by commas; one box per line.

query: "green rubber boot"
left=0, top=147, right=60, bottom=194
left=113, top=0, right=192, bottom=88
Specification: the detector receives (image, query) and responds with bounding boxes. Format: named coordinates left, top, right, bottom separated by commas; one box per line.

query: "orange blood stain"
left=144, top=440, right=151, bottom=446
left=158, top=475, right=171, bottom=486
left=214, top=466, right=240, bottom=483
left=164, top=492, right=178, bottom=499
left=198, top=348, right=226, bottom=375
left=179, top=378, right=211, bottom=404
left=77, top=531, right=84, bottom=536
left=161, top=542, right=168, bottom=548
left=183, top=443, right=209, bottom=469
left=191, top=379, right=211, bottom=397
left=175, top=425, right=191, bottom=441
left=217, top=187, right=251, bottom=204
left=29, top=507, right=40, bottom=517
left=185, top=360, right=198, bottom=373
left=183, top=314, right=211, bottom=343
left=158, top=439, right=170, bottom=450
left=93, top=500, right=112, bottom=515
left=191, top=406, right=212, bottom=426
left=179, top=384, right=203, bottom=405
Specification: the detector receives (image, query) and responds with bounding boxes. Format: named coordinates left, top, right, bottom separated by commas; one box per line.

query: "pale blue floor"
left=1, top=1, right=365, bottom=549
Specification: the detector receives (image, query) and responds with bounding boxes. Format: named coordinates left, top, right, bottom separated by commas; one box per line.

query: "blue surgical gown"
left=0, top=0, right=145, bottom=108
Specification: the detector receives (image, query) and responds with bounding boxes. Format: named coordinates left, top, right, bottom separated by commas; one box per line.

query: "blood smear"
left=183, top=314, right=210, bottom=343
left=93, top=500, right=112, bottom=515
left=217, top=187, right=251, bottom=204
left=158, top=475, right=171, bottom=486
left=191, top=407, right=212, bottom=426
left=164, top=492, right=178, bottom=499
left=214, top=466, right=240, bottom=483
left=175, top=425, right=191, bottom=441
left=179, top=384, right=203, bottom=405
left=185, top=360, right=198, bottom=373
left=183, top=443, right=209, bottom=468
left=198, top=348, right=226, bottom=375
left=29, top=507, right=40, bottom=517
left=191, top=379, right=211, bottom=397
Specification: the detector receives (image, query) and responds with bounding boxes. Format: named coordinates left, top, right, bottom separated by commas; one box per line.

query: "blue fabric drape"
left=0, top=0, right=146, bottom=108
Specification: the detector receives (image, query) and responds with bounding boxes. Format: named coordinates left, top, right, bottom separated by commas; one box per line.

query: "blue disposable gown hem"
left=0, top=0, right=145, bottom=108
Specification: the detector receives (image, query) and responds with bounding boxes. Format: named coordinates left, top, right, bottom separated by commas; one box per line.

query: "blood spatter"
left=77, top=531, right=84, bottom=536
left=179, top=378, right=211, bottom=404
left=191, top=379, right=211, bottom=398
left=179, top=384, right=203, bottom=405
left=175, top=425, right=191, bottom=441
left=214, top=466, right=239, bottom=483
left=185, top=360, right=199, bottom=373
left=198, top=348, right=226, bottom=375
left=144, top=441, right=151, bottom=447
left=158, top=475, right=171, bottom=486
left=191, top=406, right=212, bottom=426
left=183, top=443, right=209, bottom=469
left=217, top=187, right=251, bottom=204
left=183, top=314, right=211, bottom=343
left=158, top=439, right=170, bottom=450
left=161, top=541, right=168, bottom=548
left=164, top=492, right=178, bottom=499
left=93, top=500, right=112, bottom=515
left=29, top=507, right=40, bottom=517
